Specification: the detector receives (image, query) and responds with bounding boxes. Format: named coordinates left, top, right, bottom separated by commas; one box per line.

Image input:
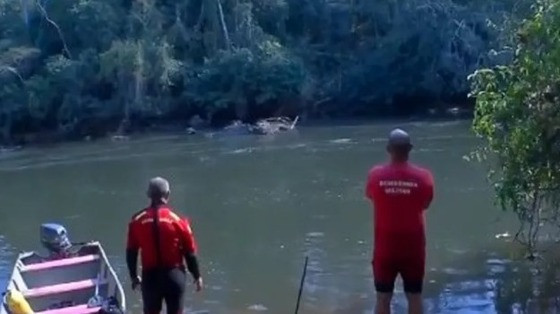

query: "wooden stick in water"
left=294, top=256, right=309, bottom=314
left=290, top=116, right=299, bottom=130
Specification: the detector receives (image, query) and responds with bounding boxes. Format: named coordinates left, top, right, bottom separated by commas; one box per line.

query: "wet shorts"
left=372, top=255, right=425, bottom=294
left=141, top=267, right=187, bottom=314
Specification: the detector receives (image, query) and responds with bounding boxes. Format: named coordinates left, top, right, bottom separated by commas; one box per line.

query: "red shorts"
left=372, top=254, right=425, bottom=294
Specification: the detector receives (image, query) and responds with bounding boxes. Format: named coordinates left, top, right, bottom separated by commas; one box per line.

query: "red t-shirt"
left=366, top=162, right=434, bottom=258
left=126, top=206, right=197, bottom=271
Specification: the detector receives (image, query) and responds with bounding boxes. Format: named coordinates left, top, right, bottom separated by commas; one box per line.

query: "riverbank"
left=0, top=106, right=473, bottom=151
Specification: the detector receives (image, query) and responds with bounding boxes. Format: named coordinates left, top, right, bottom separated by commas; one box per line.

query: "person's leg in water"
left=405, top=292, right=423, bottom=314
left=141, top=270, right=164, bottom=314
left=376, top=292, right=393, bottom=314
left=373, top=258, right=397, bottom=314
left=162, top=267, right=187, bottom=314
left=401, top=256, right=425, bottom=314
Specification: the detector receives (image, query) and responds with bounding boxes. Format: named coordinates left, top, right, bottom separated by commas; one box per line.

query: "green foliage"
left=186, top=40, right=306, bottom=120
left=0, top=0, right=535, bottom=143
left=100, top=40, right=140, bottom=79
left=469, top=0, right=560, bottom=252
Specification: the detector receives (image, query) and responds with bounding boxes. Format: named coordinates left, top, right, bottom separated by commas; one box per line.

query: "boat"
left=1, top=223, right=126, bottom=314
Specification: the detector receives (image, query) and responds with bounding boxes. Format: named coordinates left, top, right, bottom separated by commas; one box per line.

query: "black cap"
left=388, top=128, right=411, bottom=147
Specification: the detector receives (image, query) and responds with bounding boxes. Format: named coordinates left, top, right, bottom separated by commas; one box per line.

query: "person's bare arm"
left=423, top=171, right=434, bottom=210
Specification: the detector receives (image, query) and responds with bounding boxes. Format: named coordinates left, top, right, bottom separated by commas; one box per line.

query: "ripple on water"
left=447, top=248, right=470, bottom=255
left=487, top=264, right=506, bottom=274
left=446, top=279, right=498, bottom=294
left=196, top=283, right=221, bottom=292
left=329, top=138, right=353, bottom=144
left=303, top=232, right=326, bottom=274
left=287, top=143, right=306, bottom=149
left=442, top=268, right=470, bottom=276
left=437, top=279, right=498, bottom=314
left=486, top=258, right=510, bottom=275
left=416, top=148, right=447, bottom=153
left=486, top=258, right=510, bottom=265
left=224, top=147, right=255, bottom=155
left=306, top=232, right=325, bottom=238
left=247, top=304, right=268, bottom=311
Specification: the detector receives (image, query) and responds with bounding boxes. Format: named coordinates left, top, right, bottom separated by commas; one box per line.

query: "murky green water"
left=0, top=120, right=558, bottom=313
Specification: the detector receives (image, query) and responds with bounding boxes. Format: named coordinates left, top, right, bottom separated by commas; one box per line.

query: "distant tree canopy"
left=0, top=0, right=531, bottom=143
left=469, top=0, right=560, bottom=254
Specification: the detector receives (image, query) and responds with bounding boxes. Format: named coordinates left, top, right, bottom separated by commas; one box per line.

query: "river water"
left=0, top=120, right=559, bottom=314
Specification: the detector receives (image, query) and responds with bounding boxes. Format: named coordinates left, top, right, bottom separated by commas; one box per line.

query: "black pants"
left=141, top=268, right=187, bottom=314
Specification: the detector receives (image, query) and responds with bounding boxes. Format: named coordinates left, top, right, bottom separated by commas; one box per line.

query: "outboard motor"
left=40, top=223, right=72, bottom=256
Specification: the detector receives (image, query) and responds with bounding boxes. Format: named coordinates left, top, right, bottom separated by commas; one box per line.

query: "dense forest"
left=0, top=0, right=531, bottom=143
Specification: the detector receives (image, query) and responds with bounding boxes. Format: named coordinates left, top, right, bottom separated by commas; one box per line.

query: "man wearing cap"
left=126, top=177, right=203, bottom=314
left=365, top=129, right=434, bottom=314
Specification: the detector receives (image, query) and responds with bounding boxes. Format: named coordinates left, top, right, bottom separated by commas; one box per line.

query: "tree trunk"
left=21, top=0, right=29, bottom=26
left=195, top=0, right=207, bottom=32
left=216, top=0, right=231, bottom=50
left=117, top=74, right=132, bottom=135
left=233, top=0, right=238, bottom=35
left=1, top=112, right=12, bottom=144
left=198, top=0, right=219, bottom=56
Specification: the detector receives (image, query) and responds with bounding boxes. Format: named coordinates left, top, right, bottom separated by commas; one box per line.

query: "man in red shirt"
left=126, top=177, right=203, bottom=314
left=365, top=129, right=434, bottom=314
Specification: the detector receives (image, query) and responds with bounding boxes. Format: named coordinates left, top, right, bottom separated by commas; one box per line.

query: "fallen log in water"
left=221, top=117, right=299, bottom=136
left=248, top=116, right=299, bottom=135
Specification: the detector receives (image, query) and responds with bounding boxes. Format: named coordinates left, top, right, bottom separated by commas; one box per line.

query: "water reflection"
left=307, top=245, right=560, bottom=314
left=425, top=248, right=560, bottom=314
left=0, top=235, right=15, bottom=293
